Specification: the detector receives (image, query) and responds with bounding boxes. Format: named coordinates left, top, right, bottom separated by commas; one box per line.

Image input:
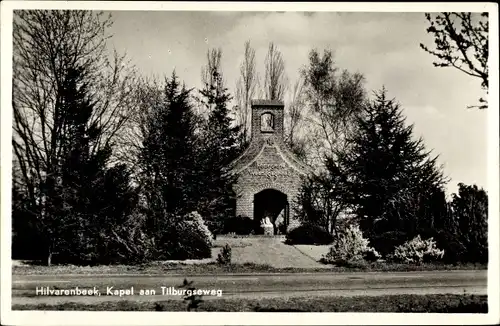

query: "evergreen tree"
left=446, top=183, right=488, bottom=262
left=12, top=11, right=138, bottom=265
left=23, top=67, right=139, bottom=265
left=56, top=68, right=139, bottom=264
left=55, top=67, right=109, bottom=263
left=139, top=72, right=200, bottom=236
left=138, top=72, right=214, bottom=260
left=89, top=163, right=139, bottom=264
left=198, top=67, right=241, bottom=233
left=31, top=67, right=106, bottom=264
left=12, top=184, right=44, bottom=260
left=334, top=89, right=446, bottom=252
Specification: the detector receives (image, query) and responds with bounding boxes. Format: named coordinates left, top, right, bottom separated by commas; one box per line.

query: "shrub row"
left=285, top=223, right=334, bottom=245
left=285, top=222, right=447, bottom=266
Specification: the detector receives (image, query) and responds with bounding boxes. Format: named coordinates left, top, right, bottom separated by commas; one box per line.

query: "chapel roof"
left=229, top=137, right=311, bottom=176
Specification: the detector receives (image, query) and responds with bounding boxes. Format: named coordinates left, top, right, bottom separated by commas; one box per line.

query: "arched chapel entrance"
left=253, top=188, right=289, bottom=234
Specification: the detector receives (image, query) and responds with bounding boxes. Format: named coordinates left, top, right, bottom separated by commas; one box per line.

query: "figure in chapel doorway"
left=260, top=214, right=274, bottom=236
left=275, top=211, right=284, bottom=235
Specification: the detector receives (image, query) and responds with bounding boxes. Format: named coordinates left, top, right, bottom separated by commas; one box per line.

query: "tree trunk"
left=47, top=251, right=52, bottom=267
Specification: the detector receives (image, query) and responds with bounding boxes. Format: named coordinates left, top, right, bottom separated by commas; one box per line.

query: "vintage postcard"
left=1, top=1, right=498, bottom=325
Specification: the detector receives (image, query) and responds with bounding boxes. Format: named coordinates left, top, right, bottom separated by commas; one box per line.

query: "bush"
left=363, top=247, right=382, bottom=262
left=389, top=235, right=444, bottom=264
left=369, top=230, right=408, bottom=258
left=184, top=211, right=214, bottom=246
left=105, top=211, right=156, bottom=264
left=343, top=259, right=370, bottom=269
left=164, top=223, right=212, bottom=260
left=434, top=230, right=469, bottom=264
left=285, top=223, right=333, bottom=245
left=224, top=215, right=255, bottom=235
left=216, top=244, right=232, bottom=265
left=157, top=212, right=212, bottom=260
left=322, top=224, right=380, bottom=265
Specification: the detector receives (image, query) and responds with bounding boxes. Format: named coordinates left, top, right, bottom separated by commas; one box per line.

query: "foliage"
left=12, top=14, right=489, bottom=268
left=285, top=223, right=333, bottom=245
left=184, top=211, right=214, bottom=247
left=106, top=210, right=156, bottom=264
left=363, top=247, right=381, bottom=262
left=445, top=183, right=488, bottom=263
left=155, top=213, right=212, bottom=260
left=368, top=231, right=409, bottom=258
left=12, top=186, right=45, bottom=260
left=264, top=42, right=288, bottom=101
left=13, top=64, right=138, bottom=266
left=420, top=12, right=489, bottom=109
left=301, top=49, right=366, bottom=164
left=173, top=212, right=213, bottom=260
left=179, top=278, right=204, bottom=312
left=322, top=224, right=380, bottom=265
left=389, top=235, right=445, bottom=264
left=364, top=182, right=487, bottom=264
left=12, top=10, right=137, bottom=266
left=332, top=89, right=446, bottom=249
left=216, top=244, right=232, bottom=265
left=224, top=215, right=255, bottom=235
left=201, top=48, right=224, bottom=100
left=432, top=230, right=468, bottom=264
left=196, top=50, right=241, bottom=234
left=284, top=77, right=306, bottom=152
left=139, top=72, right=201, bottom=219
left=136, top=73, right=214, bottom=260
left=295, top=49, right=367, bottom=231
left=235, top=40, right=260, bottom=142
left=67, top=164, right=141, bottom=265
left=294, top=171, right=348, bottom=236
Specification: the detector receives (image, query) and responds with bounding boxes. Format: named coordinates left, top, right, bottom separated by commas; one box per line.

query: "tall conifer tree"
left=198, top=64, right=241, bottom=233
left=333, top=89, right=446, bottom=250
left=140, top=72, right=199, bottom=225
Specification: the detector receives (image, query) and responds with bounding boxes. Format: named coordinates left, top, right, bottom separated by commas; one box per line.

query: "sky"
left=105, top=11, right=488, bottom=196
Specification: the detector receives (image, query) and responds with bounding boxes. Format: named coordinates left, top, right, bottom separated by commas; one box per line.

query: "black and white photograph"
left=1, top=1, right=499, bottom=325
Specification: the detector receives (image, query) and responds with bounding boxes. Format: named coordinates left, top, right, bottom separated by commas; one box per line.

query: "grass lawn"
left=13, top=235, right=487, bottom=274
left=12, top=294, right=488, bottom=312
left=12, top=260, right=487, bottom=275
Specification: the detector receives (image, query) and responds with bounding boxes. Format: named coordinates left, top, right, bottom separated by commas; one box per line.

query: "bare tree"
left=197, top=48, right=224, bottom=118
left=115, top=77, right=164, bottom=178
left=301, top=49, right=366, bottom=166
left=235, top=40, right=259, bottom=141
left=264, top=42, right=288, bottom=101
left=420, top=12, right=489, bottom=109
left=284, top=77, right=305, bottom=147
left=12, top=10, right=137, bottom=265
left=294, top=49, right=367, bottom=235
left=201, top=48, right=223, bottom=89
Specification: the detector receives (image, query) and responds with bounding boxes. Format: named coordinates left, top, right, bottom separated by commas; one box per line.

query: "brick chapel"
left=229, top=100, right=310, bottom=234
